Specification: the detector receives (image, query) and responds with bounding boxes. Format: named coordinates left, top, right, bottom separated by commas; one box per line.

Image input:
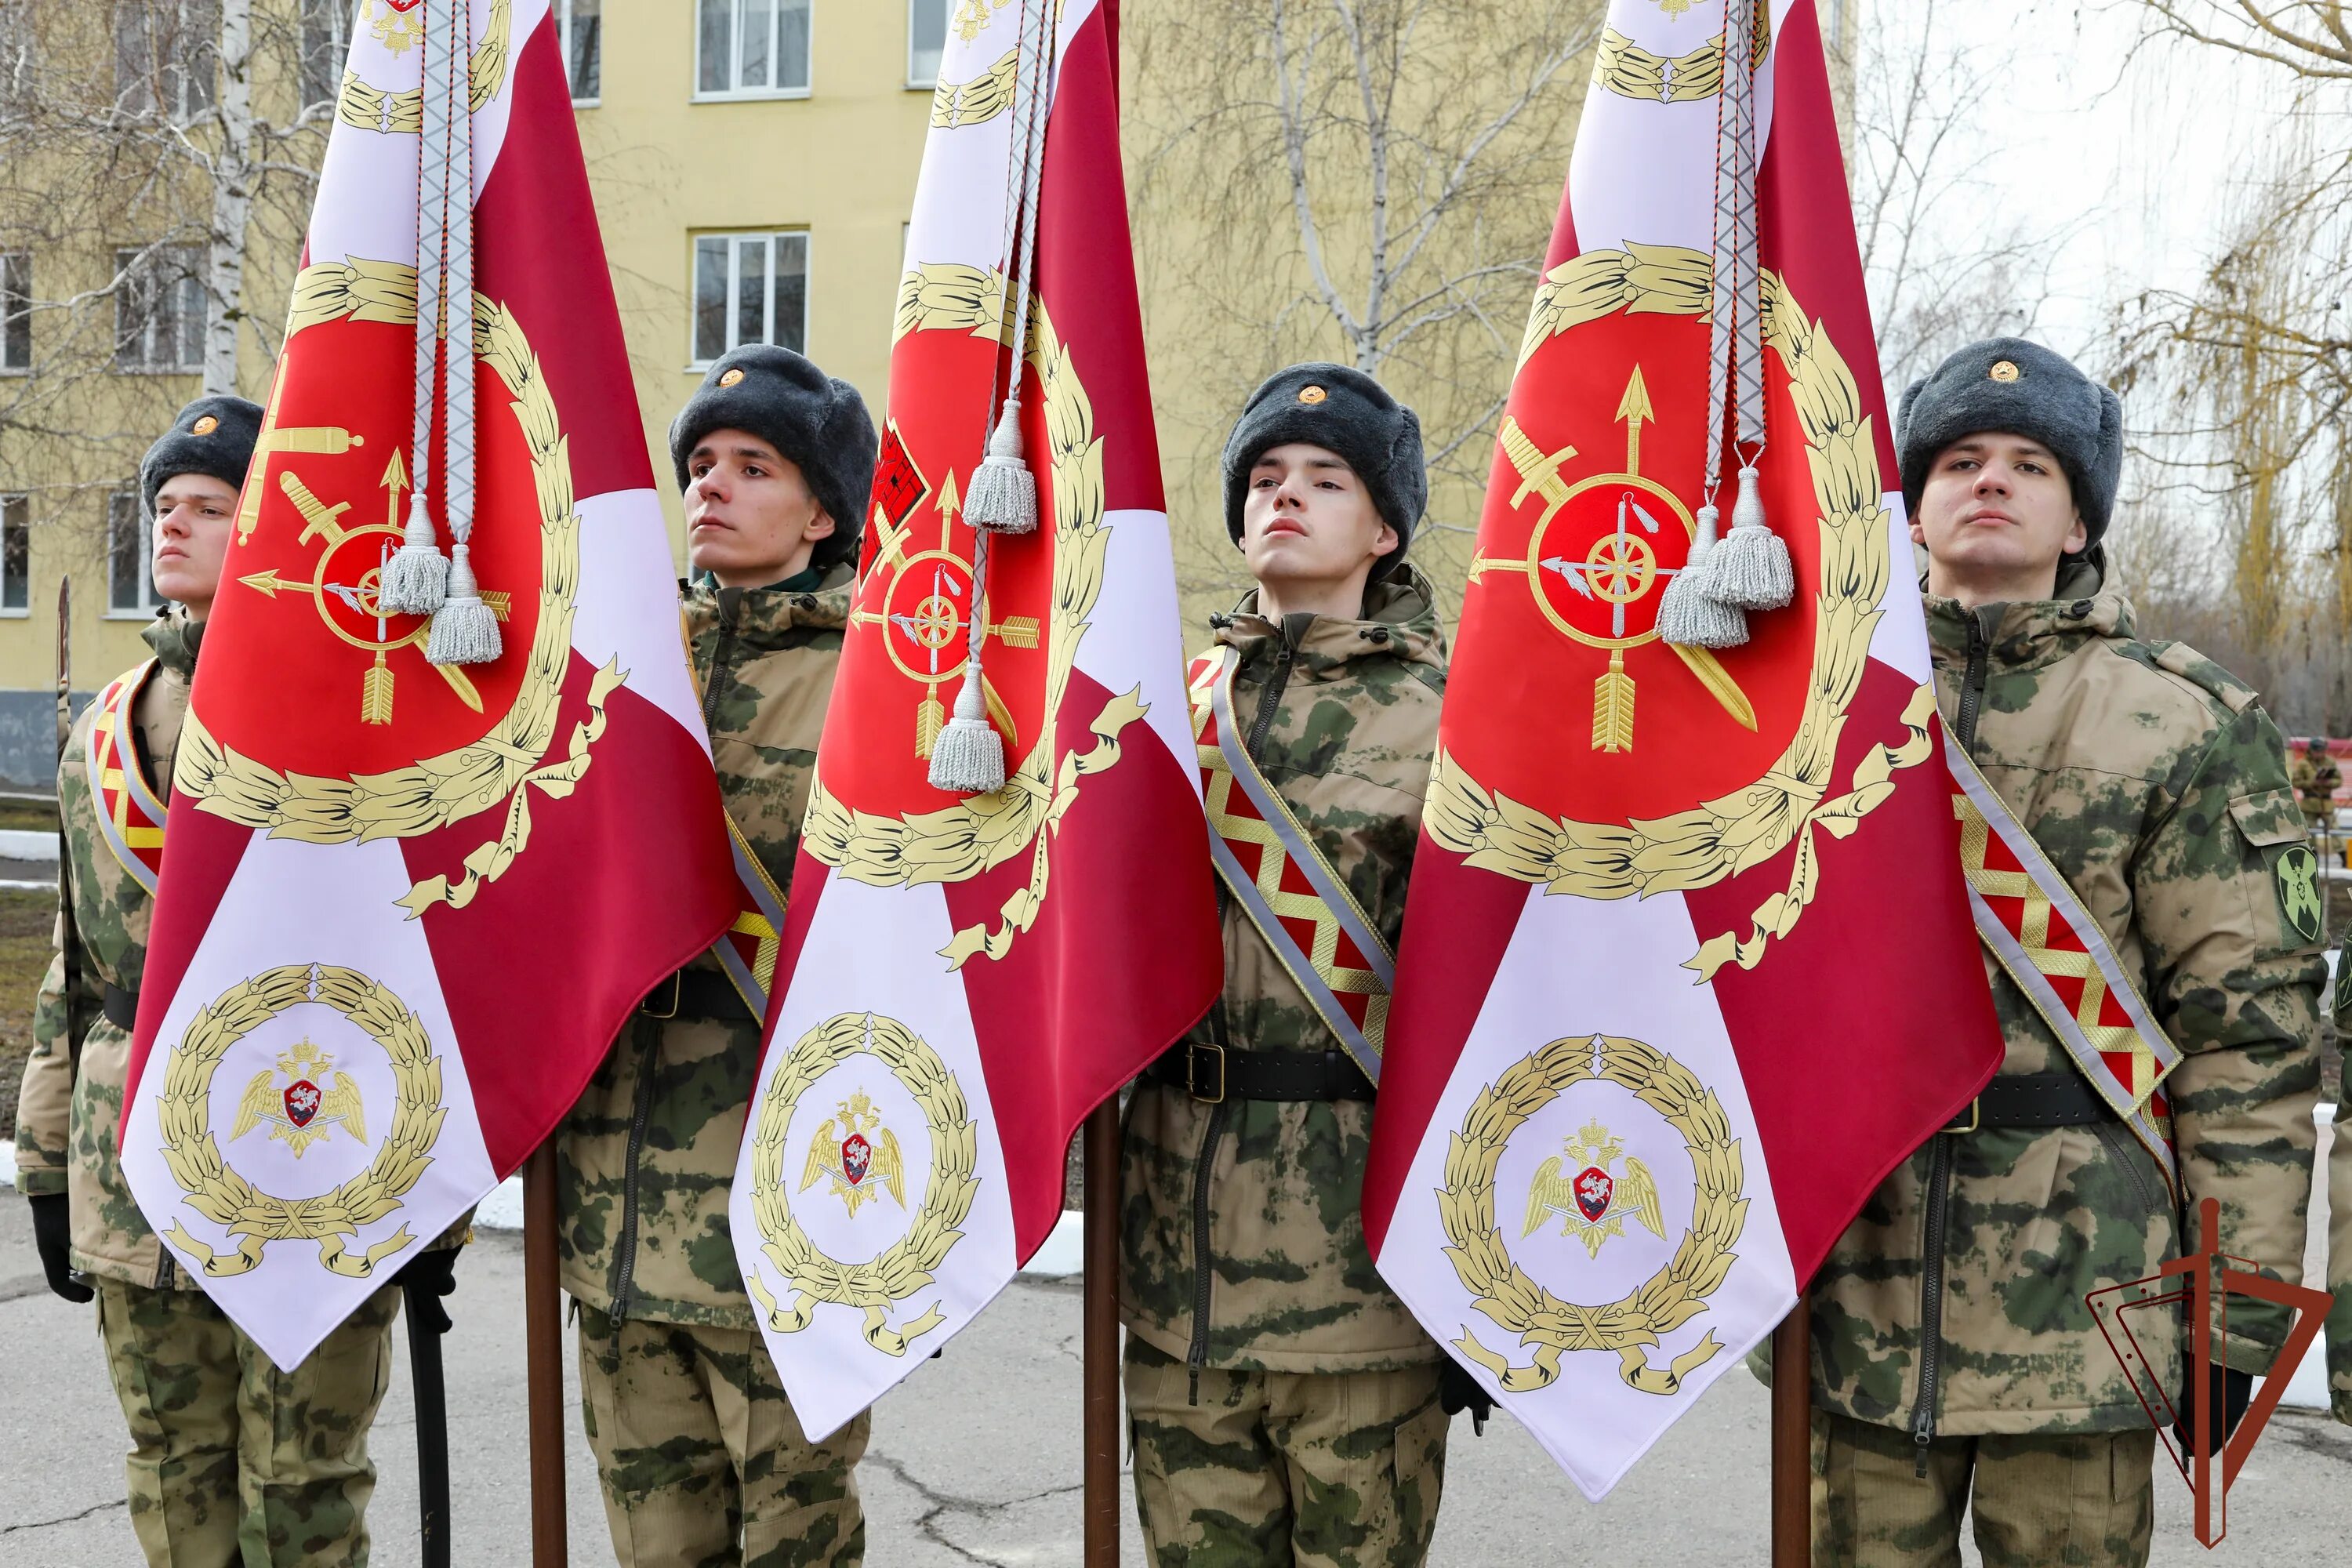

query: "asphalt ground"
left=3, top=1175, right=2348, bottom=1567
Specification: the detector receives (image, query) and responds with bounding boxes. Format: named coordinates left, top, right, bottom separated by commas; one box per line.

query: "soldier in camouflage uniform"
left=557, top=345, right=875, bottom=1568
left=1805, top=341, right=2321, bottom=1566
left=1122, top=365, right=1459, bottom=1568
left=2291, top=738, right=2339, bottom=818
left=2331, top=976, right=2352, bottom=1427
left=15, top=396, right=454, bottom=1567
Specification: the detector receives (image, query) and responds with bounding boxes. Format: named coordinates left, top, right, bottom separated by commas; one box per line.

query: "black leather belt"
left=102, top=982, right=138, bottom=1033
left=1945, top=1071, right=2113, bottom=1132
left=1145, top=1041, right=1372, bottom=1104
left=640, top=970, right=755, bottom=1025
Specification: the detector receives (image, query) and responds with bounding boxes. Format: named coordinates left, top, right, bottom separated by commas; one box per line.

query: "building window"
left=557, top=0, right=601, bottom=103
left=299, top=0, right=349, bottom=111
left=908, top=0, right=946, bottom=88
left=108, top=492, right=162, bottom=615
left=0, top=495, right=25, bottom=614
left=0, top=0, right=31, bottom=122
left=114, top=0, right=220, bottom=122
left=696, top=0, right=811, bottom=99
left=114, top=246, right=205, bottom=372
left=2, top=252, right=27, bottom=372
left=691, top=231, right=808, bottom=365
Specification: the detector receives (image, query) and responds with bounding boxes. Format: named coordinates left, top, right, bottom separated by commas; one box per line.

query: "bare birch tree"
left=1846, top=0, right=2078, bottom=397
left=1127, top=0, right=1605, bottom=615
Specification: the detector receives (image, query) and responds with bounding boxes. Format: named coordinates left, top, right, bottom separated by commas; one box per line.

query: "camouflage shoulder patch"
left=2151, top=641, right=2258, bottom=714
left=2275, top=843, right=2324, bottom=946
left=2331, top=944, right=2352, bottom=1023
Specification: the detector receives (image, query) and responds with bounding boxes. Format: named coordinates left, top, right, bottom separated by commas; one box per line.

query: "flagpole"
left=1083, top=1100, right=1122, bottom=1565
left=524, top=1142, right=568, bottom=1566
left=1770, top=1288, right=1812, bottom=1568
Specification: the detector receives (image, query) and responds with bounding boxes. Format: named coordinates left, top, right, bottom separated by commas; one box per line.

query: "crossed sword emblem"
left=1473, top=367, right=1756, bottom=752
left=237, top=448, right=509, bottom=723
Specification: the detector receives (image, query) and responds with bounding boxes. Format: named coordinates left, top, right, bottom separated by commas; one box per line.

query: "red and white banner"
left=124, top=0, right=739, bottom=1369
left=728, top=0, right=1220, bottom=1440
left=1365, top=0, right=2002, bottom=1498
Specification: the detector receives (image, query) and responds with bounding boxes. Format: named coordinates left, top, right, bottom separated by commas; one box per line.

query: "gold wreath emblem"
left=176, top=256, right=620, bottom=920
left=1441, top=1034, right=1745, bottom=1398
left=1431, top=245, right=1938, bottom=979
left=799, top=263, right=1143, bottom=968
left=158, top=964, right=445, bottom=1279
left=746, top=1012, right=981, bottom=1358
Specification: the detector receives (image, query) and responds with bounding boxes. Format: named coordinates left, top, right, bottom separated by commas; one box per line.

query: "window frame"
left=112, top=245, right=205, bottom=376
left=298, top=0, right=350, bottom=113
left=0, top=494, right=27, bottom=618
left=687, top=229, right=811, bottom=369
left=692, top=0, right=814, bottom=103
left=106, top=490, right=163, bottom=619
left=1, top=251, right=28, bottom=373
left=906, top=0, right=947, bottom=90
left=556, top=0, right=601, bottom=107
left=114, top=0, right=220, bottom=124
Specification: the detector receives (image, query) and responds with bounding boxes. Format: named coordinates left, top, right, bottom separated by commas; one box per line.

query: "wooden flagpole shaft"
left=523, top=1142, right=568, bottom=1566
left=1083, top=1101, right=1123, bottom=1566
left=1771, top=1288, right=1813, bottom=1568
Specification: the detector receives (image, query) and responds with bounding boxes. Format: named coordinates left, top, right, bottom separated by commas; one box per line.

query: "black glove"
left=396, top=1246, right=459, bottom=1335
left=2173, top=1362, right=2254, bottom=1455
left=1437, top=1356, right=1494, bottom=1436
left=28, top=1193, right=93, bottom=1304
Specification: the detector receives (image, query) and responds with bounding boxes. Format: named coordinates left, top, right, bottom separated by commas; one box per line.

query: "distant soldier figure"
left=14, top=397, right=459, bottom=1566
left=2292, top=735, right=2339, bottom=823
left=557, top=346, right=874, bottom=1567
left=1122, top=365, right=1465, bottom=1566
left=1806, top=341, right=2322, bottom=1566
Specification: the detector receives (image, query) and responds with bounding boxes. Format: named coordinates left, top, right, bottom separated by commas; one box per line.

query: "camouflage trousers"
left=1814, top=1410, right=2157, bottom=1567
left=576, top=1305, right=869, bottom=1567
left=1123, top=1337, right=1450, bottom=1568
left=95, top=1276, right=400, bottom=1568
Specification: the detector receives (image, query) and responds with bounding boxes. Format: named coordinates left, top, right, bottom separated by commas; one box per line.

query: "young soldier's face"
left=151, top=473, right=239, bottom=619
left=684, top=429, right=837, bottom=588
left=1241, top=443, right=1398, bottom=597
left=1911, top=434, right=2088, bottom=597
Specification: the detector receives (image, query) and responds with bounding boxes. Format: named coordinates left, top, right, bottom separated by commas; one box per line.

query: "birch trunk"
left=203, top=0, right=256, bottom=396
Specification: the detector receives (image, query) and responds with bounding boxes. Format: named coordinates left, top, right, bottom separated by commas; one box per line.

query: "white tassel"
left=380, top=489, right=450, bottom=615
left=426, top=543, right=502, bottom=666
left=927, top=666, right=1006, bottom=793
left=964, top=401, right=1038, bottom=535
left=1659, top=503, right=1748, bottom=648
left=1708, top=465, right=1795, bottom=611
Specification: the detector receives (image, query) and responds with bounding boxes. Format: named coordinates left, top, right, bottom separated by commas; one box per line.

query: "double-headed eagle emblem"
left=1522, top=1118, right=1666, bottom=1259
left=800, top=1088, right=908, bottom=1218
left=231, top=1038, right=366, bottom=1158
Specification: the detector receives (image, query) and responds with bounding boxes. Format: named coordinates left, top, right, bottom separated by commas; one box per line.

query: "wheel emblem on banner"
left=800, top=263, right=1147, bottom=968
left=747, top=1011, right=981, bottom=1358
left=1440, top=1033, right=1747, bottom=1399
left=158, top=963, right=445, bottom=1279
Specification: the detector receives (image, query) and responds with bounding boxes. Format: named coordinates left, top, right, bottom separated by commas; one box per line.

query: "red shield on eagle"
left=283, top=1080, right=322, bottom=1128
left=840, top=1132, right=873, bottom=1187
left=1573, top=1165, right=1613, bottom=1223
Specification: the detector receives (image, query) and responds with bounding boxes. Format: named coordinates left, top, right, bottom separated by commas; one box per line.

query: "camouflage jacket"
left=557, top=565, right=849, bottom=1329
left=1811, top=561, right=2322, bottom=1438
left=1120, top=566, right=1449, bottom=1376
left=15, top=612, right=198, bottom=1287
left=2329, top=1004, right=2351, bottom=1424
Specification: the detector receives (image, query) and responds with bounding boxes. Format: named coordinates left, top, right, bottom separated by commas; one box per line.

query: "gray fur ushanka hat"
left=1898, top=338, right=2123, bottom=559
left=1222, top=363, right=1426, bottom=580
left=142, top=395, right=264, bottom=520
left=670, top=344, right=877, bottom=572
